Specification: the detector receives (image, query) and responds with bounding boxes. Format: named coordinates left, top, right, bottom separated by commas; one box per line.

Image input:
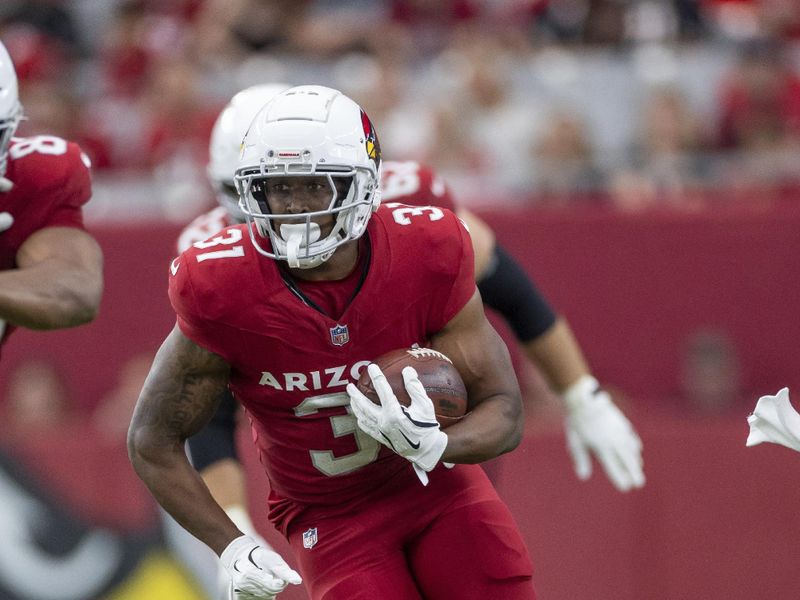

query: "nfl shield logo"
left=302, top=527, right=318, bottom=549
left=330, top=324, right=349, bottom=346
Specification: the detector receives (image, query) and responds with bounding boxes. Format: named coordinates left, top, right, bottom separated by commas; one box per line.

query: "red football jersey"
left=0, top=135, right=92, bottom=344
left=177, top=206, right=230, bottom=253
left=169, top=204, right=475, bottom=531
left=380, top=160, right=457, bottom=211
left=175, top=161, right=457, bottom=253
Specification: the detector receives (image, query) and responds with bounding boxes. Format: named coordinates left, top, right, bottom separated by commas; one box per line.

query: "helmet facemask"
left=236, top=163, right=379, bottom=269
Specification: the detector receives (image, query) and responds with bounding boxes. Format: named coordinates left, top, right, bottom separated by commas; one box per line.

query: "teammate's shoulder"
left=7, top=135, right=92, bottom=192
left=380, top=160, right=456, bottom=211
left=9, top=135, right=90, bottom=171
left=4, top=136, right=93, bottom=213
left=177, top=206, right=232, bottom=253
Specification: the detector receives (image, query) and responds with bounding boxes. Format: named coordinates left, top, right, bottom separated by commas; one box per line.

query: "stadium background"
left=1, top=1, right=800, bottom=599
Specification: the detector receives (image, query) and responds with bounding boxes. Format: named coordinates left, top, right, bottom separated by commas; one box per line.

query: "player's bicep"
left=130, top=324, right=231, bottom=449
left=430, top=290, right=520, bottom=413
left=17, top=225, right=100, bottom=267
left=17, top=226, right=103, bottom=301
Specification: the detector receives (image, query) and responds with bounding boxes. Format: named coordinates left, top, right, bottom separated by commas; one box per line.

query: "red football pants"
left=286, top=464, right=536, bottom=600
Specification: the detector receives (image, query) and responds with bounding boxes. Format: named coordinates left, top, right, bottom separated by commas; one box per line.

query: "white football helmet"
left=0, top=41, right=22, bottom=178
left=208, top=83, right=290, bottom=222
left=235, top=85, right=382, bottom=269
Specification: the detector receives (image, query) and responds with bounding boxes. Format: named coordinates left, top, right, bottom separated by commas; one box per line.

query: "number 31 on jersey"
left=192, top=228, right=245, bottom=262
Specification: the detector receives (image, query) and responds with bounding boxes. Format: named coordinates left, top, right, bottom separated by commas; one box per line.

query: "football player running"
left=0, top=41, right=102, bottom=354
left=130, top=85, right=536, bottom=599
left=178, top=86, right=644, bottom=559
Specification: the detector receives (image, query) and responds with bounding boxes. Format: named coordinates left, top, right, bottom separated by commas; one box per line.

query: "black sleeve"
left=186, top=388, right=239, bottom=471
left=477, top=243, right=557, bottom=343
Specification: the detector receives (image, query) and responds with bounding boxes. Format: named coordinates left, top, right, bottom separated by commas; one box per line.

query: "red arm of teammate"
left=432, top=290, right=524, bottom=464
left=0, top=226, right=102, bottom=329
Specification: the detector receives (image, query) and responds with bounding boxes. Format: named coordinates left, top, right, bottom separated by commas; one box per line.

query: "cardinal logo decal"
left=360, top=109, right=381, bottom=168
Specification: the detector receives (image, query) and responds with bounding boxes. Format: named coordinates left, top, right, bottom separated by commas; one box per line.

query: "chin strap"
left=285, top=235, right=302, bottom=268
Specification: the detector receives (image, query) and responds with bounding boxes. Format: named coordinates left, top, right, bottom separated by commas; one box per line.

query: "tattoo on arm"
left=165, top=373, right=219, bottom=436
left=128, top=327, right=242, bottom=554
left=133, top=327, right=231, bottom=446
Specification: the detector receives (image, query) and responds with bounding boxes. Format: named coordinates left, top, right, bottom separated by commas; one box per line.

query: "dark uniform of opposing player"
left=129, top=85, right=536, bottom=600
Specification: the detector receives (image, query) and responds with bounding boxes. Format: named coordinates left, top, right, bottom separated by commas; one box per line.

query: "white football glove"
left=746, top=388, right=800, bottom=452
left=216, top=507, right=272, bottom=599
left=563, top=375, right=645, bottom=492
left=220, top=535, right=301, bottom=600
left=347, top=364, right=448, bottom=486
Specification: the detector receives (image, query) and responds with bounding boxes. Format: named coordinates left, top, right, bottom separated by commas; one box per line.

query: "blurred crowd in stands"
left=1, top=0, right=786, bottom=448
left=3, top=0, right=800, bottom=215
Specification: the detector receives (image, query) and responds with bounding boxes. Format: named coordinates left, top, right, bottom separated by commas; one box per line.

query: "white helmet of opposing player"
left=235, top=85, right=381, bottom=269
left=208, top=83, right=290, bottom=222
left=0, top=41, right=22, bottom=178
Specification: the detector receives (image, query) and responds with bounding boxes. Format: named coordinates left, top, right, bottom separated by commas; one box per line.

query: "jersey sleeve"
left=167, top=253, right=233, bottom=361
left=427, top=211, right=475, bottom=333
left=44, top=142, right=93, bottom=229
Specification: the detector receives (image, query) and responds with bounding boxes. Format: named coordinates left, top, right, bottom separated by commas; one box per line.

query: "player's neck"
left=284, top=239, right=360, bottom=282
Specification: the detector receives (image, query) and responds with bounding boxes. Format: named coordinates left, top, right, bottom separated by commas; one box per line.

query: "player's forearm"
left=441, top=395, right=523, bottom=463
left=432, top=295, right=525, bottom=463
left=0, top=262, right=100, bottom=329
left=128, top=432, right=241, bottom=555
left=128, top=327, right=237, bottom=554
left=523, top=317, right=590, bottom=394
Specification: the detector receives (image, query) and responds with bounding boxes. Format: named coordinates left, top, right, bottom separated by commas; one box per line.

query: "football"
left=356, top=347, right=468, bottom=429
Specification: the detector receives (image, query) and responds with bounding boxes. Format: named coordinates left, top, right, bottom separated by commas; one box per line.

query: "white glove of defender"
left=746, top=388, right=800, bottom=452
left=563, top=375, right=645, bottom=492
left=347, top=364, right=448, bottom=486
left=220, top=535, right=301, bottom=600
